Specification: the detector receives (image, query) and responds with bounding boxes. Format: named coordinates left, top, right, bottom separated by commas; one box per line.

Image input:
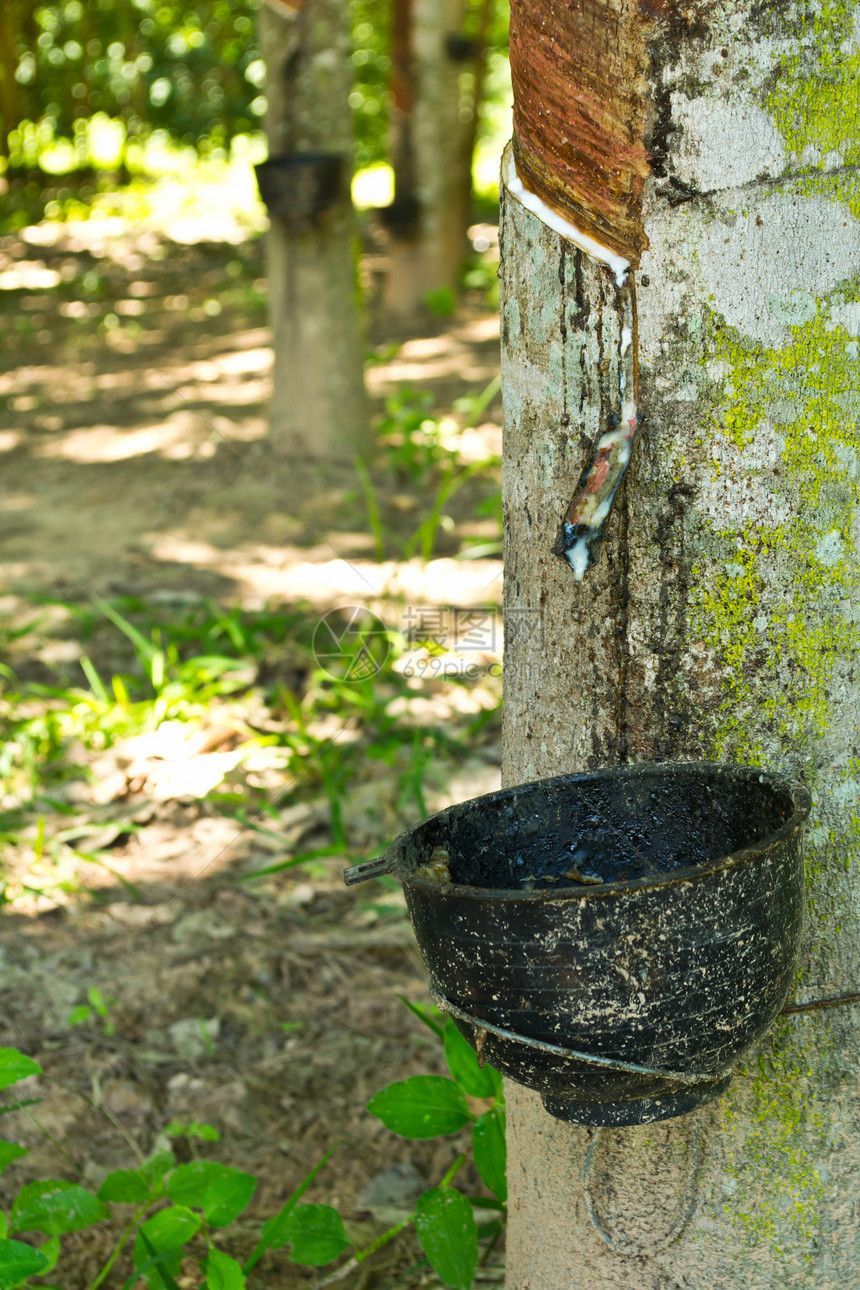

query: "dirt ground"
left=0, top=210, right=505, bottom=1287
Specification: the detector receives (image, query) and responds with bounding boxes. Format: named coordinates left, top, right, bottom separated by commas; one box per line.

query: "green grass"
left=0, top=302, right=502, bottom=899
left=0, top=578, right=501, bottom=903
left=355, top=380, right=502, bottom=562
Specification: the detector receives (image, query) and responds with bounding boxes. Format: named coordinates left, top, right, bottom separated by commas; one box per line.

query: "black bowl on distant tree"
left=254, top=153, right=344, bottom=227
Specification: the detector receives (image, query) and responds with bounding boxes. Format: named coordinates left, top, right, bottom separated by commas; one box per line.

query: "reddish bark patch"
left=391, top=0, right=414, bottom=115
left=263, top=0, right=309, bottom=14
left=510, top=0, right=652, bottom=264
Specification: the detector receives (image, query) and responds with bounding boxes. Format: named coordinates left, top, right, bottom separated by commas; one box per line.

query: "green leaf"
left=96, top=600, right=158, bottom=666
left=67, top=1006, right=92, bottom=1027
left=87, top=987, right=111, bottom=1015
left=132, top=1229, right=184, bottom=1290
left=137, top=1206, right=202, bottom=1249
left=141, top=1150, right=175, bottom=1193
left=367, top=1077, right=471, bottom=1139
left=36, top=1236, right=59, bottom=1275
left=475, top=1218, right=504, bottom=1243
left=204, top=1247, right=246, bottom=1289
left=487, top=1065, right=504, bottom=1101
left=79, top=655, right=110, bottom=704
left=414, top=1188, right=478, bottom=1289
left=243, top=1146, right=336, bottom=1273
left=443, top=1021, right=499, bottom=1099
left=399, top=995, right=445, bottom=1039
left=472, top=1109, right=507, bottom=1203
left=11, top=1181, right=109, bottom=1235
left=0, top=1238, right=49, bottom=1289
left=164, top=1120, right=220, bottom=1142
left=164, top=1162, right=213, bottom=1209
left=167, top=1163, right=256, bottom=1228
left=281, top=1204, right=351, bottom=1267
left=98, top=1169, right=151, bottom=1204
left=0, top=1144, right=27, bottom=1176
left=204, top=1174, right=255, bottom=1229
left=133, top=1207, right=201, bottom=1290
left=0, top=1051, right=40, bottom=1092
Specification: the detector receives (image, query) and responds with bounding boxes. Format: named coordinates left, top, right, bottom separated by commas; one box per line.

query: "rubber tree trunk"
left=0, top=0, right=21, bottom=160
left=383, top=0, right=488, bottom=317
left=501, top=0, right=860, bottom=1284
left=260, top=0, right=369, bottom=461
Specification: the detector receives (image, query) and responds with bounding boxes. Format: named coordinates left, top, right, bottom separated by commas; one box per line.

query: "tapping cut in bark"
left=509, top=0, right=651, bottom=266
left=502, top=147, right=631, bottom=286
left=507, top=0, right=655, bottom=577
left=502, top=145, right=643, bottom=580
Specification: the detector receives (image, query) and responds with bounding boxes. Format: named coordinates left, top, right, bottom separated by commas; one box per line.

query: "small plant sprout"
left=67, top=988, right=116, bottom=1037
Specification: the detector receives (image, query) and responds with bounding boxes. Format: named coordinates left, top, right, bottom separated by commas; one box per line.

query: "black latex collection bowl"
left=254, top=153, right=344, bottom=225
left=345, top=762, right=811, bottom=1126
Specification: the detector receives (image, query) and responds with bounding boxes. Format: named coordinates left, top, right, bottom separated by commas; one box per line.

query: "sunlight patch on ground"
left=162, top=211, right=261, bottom=245
left=0, top=365, right=77, bottom=397
left=429, top=761, right=502, bottom=812
left=447, top=422, right=502, bottom=463
left=0, top=262, right=62, bottom=290
left=35, top=417, right=221, bottom=463
left=367, top=356, right=499, bottom=387
left=389, top=557, right=502, bottom=605
left=187, top=382, right=269, bottom=410
left=453, top=314, right=500, bottom=343
left=89, top=721, right=249, bottom=804
left=1, top=493, right=36, bottom=511
left=136, top=538, right=503, bottom=607
left=367, top=326, right=500, bottom=391
left=187, top=346, right=271, bottom=379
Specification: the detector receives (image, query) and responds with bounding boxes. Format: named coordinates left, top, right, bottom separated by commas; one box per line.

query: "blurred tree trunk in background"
left=260, top=0, right=369, bottom=461
left=501, top=0, right=860, bottom=1284
left=383, top=0, right=490, bottom=317
left=0, top=0, right=21, bottom=161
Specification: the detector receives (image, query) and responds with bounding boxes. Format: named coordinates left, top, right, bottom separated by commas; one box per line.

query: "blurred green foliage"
left=1, top=0, right=264, bottom=163
left=0, top=0, right=395, bottom=166
left=350, top=0, right=391, bottom=171
left=0, top=0, right=507, bottom=173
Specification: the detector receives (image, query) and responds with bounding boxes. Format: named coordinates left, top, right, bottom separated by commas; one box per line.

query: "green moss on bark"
left=691, top=289, right=860, bottom=759
left=766, top=0, right=860, bottom=169
left=720, top=1019, right=829, bottom=1261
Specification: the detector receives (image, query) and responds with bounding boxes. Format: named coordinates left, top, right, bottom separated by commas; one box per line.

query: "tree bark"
left=0, top=0, right=20, bottom=161
left=501, top=0, right=860, bottom=1283
left=260, top=0, right=369, bottom=460
left=383, top=0, right=487, bottom=317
